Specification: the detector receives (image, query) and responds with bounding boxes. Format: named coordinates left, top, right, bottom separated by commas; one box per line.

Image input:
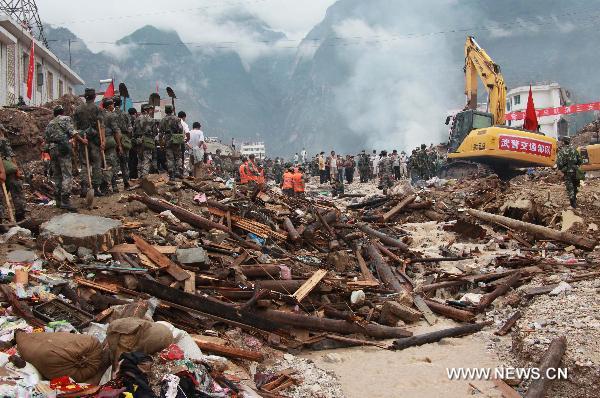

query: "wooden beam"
left=382, top=194, right=416, bottom=222
left=132, top=234, right=190, bottom=281
left=292, top=269, right=327, bottom=303
left=193, top=337, right=264, bottom=362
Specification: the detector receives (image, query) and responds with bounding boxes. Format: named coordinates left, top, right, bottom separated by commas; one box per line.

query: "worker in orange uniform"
left=292, top=166, right=306, bottom=198
left=281, top=164, right=294, bottom=196
left=238, top=156, right=250, bottom=184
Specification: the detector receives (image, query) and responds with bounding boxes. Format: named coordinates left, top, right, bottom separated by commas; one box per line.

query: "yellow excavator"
left=441, top=37, right=558, bottom=178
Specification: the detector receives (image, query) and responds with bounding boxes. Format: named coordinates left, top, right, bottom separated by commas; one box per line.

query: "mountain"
left=46, top=0, right=600, bottom=156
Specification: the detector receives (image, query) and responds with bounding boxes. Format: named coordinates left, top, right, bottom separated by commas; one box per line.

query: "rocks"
left=176, top=247, right=209, bottom=269
left=327, top=251, right=354, bottom=273
left=350, top=290, right=365, bottom=306
left=549, top=281, right=572, bottom=296
left=322, top=353, right=343, bottom=363
left=5, top=250, right=37, bottom=264
left=560, top=209, right=584, bottom=232
left=40, top=213, right=123, bottom=253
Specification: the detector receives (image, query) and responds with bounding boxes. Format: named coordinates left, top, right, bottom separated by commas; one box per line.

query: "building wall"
left=240, top=142, right=266, bottom=159
left=13, top=41, right=77, bottom=106
left=506, top=84, right=566, bottom=139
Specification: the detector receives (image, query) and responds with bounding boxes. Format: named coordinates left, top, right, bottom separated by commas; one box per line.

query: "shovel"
left=97, top=121, right=112, bottom=179
left=1, top=182, right=15, bottom=224
left=83, top=141, right=94, bottom=209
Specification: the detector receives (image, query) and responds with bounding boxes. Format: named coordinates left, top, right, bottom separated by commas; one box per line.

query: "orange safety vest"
left=239, top=162, right=249, bottom=184
left=292, top=172, right=305, bottom=192
left=282, top=171, right=294, bottom=189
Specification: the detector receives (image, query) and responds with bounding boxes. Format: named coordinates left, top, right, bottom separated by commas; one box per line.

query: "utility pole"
left=0, top=0, right=49, bottom=48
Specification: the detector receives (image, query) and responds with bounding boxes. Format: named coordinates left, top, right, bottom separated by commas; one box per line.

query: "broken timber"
left=282, top=217, right=300, bottom=243
left=495, top=311, right=522, bottom=336
left=524, top=336, right=567, bottom=398
left=292, top=269, right=327, bottom=303
left=192, top=337, right=264, bottom=362
left=357, top=223, right=410, bottom=252
left=132, top=234, right=190, bottom=282
left=392, top=322, right=490, bottom=350
left=467, top=208, right=596, bottom=250
left=423, top=299, right=475, bottom=322
left=476, top=272, right=521, bottom=312
left=365, top=244, right=408, bottom=294
left=382, top=194, right=416, bottom=222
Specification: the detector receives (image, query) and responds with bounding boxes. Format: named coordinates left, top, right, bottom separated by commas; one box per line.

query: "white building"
left=0, top=15, right=84, bottom=107
left=506, top=83, right=570, bottom=138
left=240, top=141, right=265, bottom=159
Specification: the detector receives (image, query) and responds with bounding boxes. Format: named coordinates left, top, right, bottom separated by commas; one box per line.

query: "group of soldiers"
left=42, top=87, right=192, bottom=211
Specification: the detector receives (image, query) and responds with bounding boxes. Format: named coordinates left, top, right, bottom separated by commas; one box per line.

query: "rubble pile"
left=0, top=166, right=599, bottom=397
left=0, top=94, right=83, bottom=161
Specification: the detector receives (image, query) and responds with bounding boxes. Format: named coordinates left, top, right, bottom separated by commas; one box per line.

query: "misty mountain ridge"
left=45, top=0, right=600, bottom=156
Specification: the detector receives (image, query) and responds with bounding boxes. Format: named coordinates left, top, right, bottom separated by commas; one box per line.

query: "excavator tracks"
left=438, top=161, right=496, bottom=180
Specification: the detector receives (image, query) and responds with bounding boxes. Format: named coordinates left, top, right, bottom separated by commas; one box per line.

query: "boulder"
left=176, top=247, right=209, bottom=269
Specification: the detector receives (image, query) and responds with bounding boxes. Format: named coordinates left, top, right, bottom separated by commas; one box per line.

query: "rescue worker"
left=378, top=150, right=394, bottom=195
left=0, top=124, right=26, bottom=220
left=556, top=136, right=583, bottom=208
left=399, top=150, right=408, bottom=178
left=247, top=154, right=260, bottom=190
left=101, top=98, right=122, bottom=193
left=73, top=88, right=103, bottom=197
left=358, top=150, right=370, bottom=183
left=282, top=164, right=294, bottom=196
left=238, top=156, right=250, bottom=185
left=127, top=108, right=138, bottom=179
left=133, top=104, right=156, bottom=178
left=160, top=105, right=184, bottom=179
left=44, top=106, right=84, bottom=211
left=292, top=166, right=306, bottom=198
left=114, top=96, right=132, bottom=188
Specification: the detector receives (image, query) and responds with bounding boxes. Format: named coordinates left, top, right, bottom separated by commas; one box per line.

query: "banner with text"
left=506, top=101, right=600, bottom=121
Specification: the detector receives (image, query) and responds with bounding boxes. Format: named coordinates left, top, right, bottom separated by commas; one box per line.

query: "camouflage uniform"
left=133, top=111, right=156, bottom=178
left=556, top=141, right=583, bottom=207
left=159, top=114, right=184, bottom=178
left=0, top=132, right=26, bottom=220
left=115, top=107, right=132, bottom=187
left=73, top=101, right=102, bottom=192
left=221, top=156, right=235, bottom=180
left=273, top=161, right=283, bottom=185
left=101, top=109, right=122, bottom=192
left=378, top=155, right=394, bottom=192
left=358, top=153, right=370, bottom=183
left=44, top=115, right=76, bottom=208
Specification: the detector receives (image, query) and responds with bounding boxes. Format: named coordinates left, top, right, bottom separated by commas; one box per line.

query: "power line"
left=0, top=0, right=49, bottom=47
left=47, top=9, right=600, bottom=50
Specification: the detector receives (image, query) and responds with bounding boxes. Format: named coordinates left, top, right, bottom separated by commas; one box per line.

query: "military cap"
left=84, top=88, right=96, bottom=97
left=102, top=98, right=114, bottom=107
left=128, top=108, right=138, bottom=115
left=164, top=104, right=174, bottom=113
left=561, top=136, right=571, bottom=144
left=53, top=105, right=64, bottom=115
left=421, top=144, right=427, bottom=149
left=112, top=96, right=122, bottom=105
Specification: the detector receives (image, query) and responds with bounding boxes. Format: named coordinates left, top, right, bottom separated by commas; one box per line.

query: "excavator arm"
left=464, top=36, right=507, bottom=125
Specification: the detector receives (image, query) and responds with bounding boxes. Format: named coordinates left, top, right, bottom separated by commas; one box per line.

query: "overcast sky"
left=37, top=0, right=336, bottom=54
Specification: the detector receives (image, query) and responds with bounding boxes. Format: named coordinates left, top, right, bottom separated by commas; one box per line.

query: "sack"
left=16, top=332, right=105, bottom=383
left=143, top=136, right=155, bottom=149
left=106, top=318, right=173, bottom=362
left=121, top=134, right=132, bottom=150
left=170, top=133, right=185, bottom=145
left=2, top=159, right=17, bottom=175
left=104, top=135, right=116, bottom=150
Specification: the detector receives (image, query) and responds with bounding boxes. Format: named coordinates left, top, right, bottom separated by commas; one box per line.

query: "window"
left=47, top=71, right=54, bottom=99
left=22, top=52, right=28, bottom=83
left=68, top=86, right=73, bottom=94
left=513, top=95, right=521, bottom=105
left=36, top=63, right=42, bottom=91
left=58, top=80, right=64, bottom=97
left=506, top=101, right=511, bottom=111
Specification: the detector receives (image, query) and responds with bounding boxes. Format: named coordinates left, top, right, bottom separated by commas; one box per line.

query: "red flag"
left=26, top=39, right=35, bottom=99
left=523, top=85, right=539, bottom=131
left=104, top=80, right=114, bottom=98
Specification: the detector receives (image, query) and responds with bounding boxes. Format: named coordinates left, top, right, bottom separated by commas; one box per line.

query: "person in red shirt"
left=292, top=166, right=306, bottom=198
left=281, top=164, right=294, bottom=196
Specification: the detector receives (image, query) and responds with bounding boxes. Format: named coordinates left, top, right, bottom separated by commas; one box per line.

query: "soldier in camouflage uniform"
left=159, top=105, right=184, bottom=179
left=134, top=104, right=156, bottom=178
left=127, top=108, right=139, bottom=179
left=44, top=106, right=85, bottom=211
left=212, top=149, right=224, bottom=177
left=358, top=150, right=370, bottom=183
left=114, top=96, right=132, bottom=188
left=100, top=98, right=122, bottom=193
left=0, top=124, right=26, bottom=221
left=73, top=88, right=103, bottom=197
left=556, top=136, right=583, bottom=208
left=272, top=157, right=283, bottom=185
left=378, top=150, right=394, bottom=194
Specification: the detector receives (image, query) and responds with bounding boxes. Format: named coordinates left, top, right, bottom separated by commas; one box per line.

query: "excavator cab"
left=447, top=109, right=493, bottom=152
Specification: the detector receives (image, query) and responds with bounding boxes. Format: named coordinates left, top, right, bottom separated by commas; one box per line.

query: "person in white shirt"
left=329, top=150, right=338, bottom=181
left=187, top=122, right=205, bottom=173
left=371, top=150, right=380, bottom=177
left=399, top=151, right=408, bottom=178
left=301, top=148, right=307, bottom=164
left=178, top=111, right=189, bottom=173
left=294, top=153, right=299, bottom=164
